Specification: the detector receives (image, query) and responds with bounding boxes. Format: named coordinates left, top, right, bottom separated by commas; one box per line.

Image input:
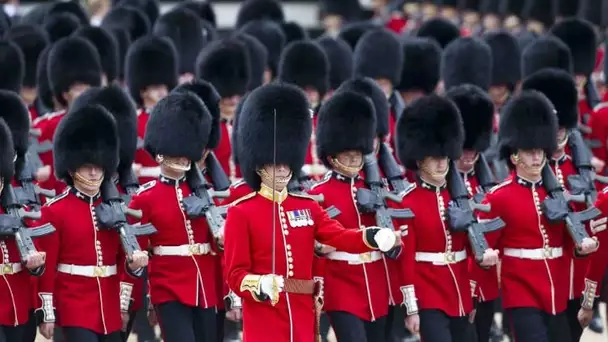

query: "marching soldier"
left=416, top=17, right=461, bottom=49
left=73, top=26, right=120, bottom=85
left=235, top=33, right=269, bottom=92
left=444, top=84, right=498, bottom=342
left=479, top=0, right=502, bottom=33
left=483, top=31, right=522, bottom=112
left=128, top=92, right=219, bottom=342
left=125, top=35, right=178, bottom=185
left=441, top=36, right=493, bottom=92
left=238, top=20, right=286, bottom=84
left=308, top=91, right=390, bottom=341
left=315, top=36, right=353, bottom=99
left=502, top=0, right=525, bottom=33
left=36, top=105, right=148, bottom=341
left=395, top=37, right=441, bottom=104
left=521, top=0, right=554, bottom=34
left=395, top=94, right=498, bottom=342
left=223, top=83, right=401, bottom=342
left=33, top=46, right=55, bottom=116
left=224, top=94, right=254, bottom=204
left=0, top=40, right=24, bottom=97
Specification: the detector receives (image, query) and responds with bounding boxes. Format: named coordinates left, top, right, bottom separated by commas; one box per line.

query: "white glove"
left=374, top=228, right=398, bottom=252
left=260, top=274, right=285, bottom=304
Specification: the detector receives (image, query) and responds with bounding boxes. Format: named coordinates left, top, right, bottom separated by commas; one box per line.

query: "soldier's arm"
left=34, top=205, right=59, bottom=324
left=397, top=212, right=417, bottom=316
left=581, top=190, right=608, bottom=310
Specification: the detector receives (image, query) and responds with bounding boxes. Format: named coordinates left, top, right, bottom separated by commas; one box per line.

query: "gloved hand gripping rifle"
left=567, top=129, right=608, bottom=208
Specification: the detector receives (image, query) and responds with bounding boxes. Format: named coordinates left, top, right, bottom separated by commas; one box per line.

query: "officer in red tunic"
left=445, top=84, right=498, bottom=342
left=223, top=83, right=401, bottom=342
left=36, top=105, right=148, bottom=341
left=395, top=94, right=499, bottom=342
left=32, top=36, right=103, bottom=195
left=308, top=90, right=391, bottom=341
left=125, top=35, right=178, bottom=185
left=196, top=37, right=250, bottom=182
left=277, top=39, right=330, bottom=181
left=128, top=92, right=219, bottom=342
left=479, top=91, right=597, bottom=342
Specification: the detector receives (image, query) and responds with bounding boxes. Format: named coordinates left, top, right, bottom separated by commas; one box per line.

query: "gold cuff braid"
left=240, top=274, right=263, bottom=302
left=582, top=278, right=599, bottom=310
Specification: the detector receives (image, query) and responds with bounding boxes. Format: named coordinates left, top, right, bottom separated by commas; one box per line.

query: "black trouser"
left=62, top=327, right=121, bottom=342
left=384, top=305, right=406, bottom=342
left=328, top=311, right=387, bottom=342
left=0, top=325, right=26, bottom=342
left=320, top=313, right=330, bottom=342
left=22, top=310, right=36, bottom=342
left=565, top=298, right=583, bottom=342
left=156, top=301, right=216, bottom=342
left=507, top=307, right=566, bottom=342
left=419, top=309, right=470, bottom=342
left=473, top=299, right=496, bottom=342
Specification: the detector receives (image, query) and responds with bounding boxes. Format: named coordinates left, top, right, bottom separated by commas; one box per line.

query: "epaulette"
left=488, top=179, right=512, bottom=194
left=135, top=180, right=156, bottom=195
left=230, top=192, right=256, bottom=206
left=290, top=192, right=316, bottom=201
left=594, top=102, right=608, bottom=112
left=399, top=183, right=417, bottom=199
left=43, top=190, right=69, bottom=207
left=232, top=179, right=246, bottom=188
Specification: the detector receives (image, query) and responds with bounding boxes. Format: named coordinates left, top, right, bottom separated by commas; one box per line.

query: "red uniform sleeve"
left=582, top=190, right=608, bottom=309
left=35, top=205, right=59, bottom=323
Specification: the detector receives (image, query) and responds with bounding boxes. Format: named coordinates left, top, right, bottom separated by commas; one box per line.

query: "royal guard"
left=34, top=46, right=55, bottom=116
left=308, top=91, right=391, bottom=341
left=337, top=21, right=376, bottom=52
left=5, top=24, right=50, bottom=120
left=223, top=83, right=400, bottom=342
left=73, top=26, right=120, bottom=85
left=521, top=0, right=554, bottom=34
left=483, top=31, right=522, bottom=112
left=33, top=36, right=102, bottom=195
left=128, top=92, right=220, bottom=342
left=319, top=0, right=363, bottom=37
left=479, top=91, right=596, bottom=341
left=460, top=0, right=481, bottom=34
left=101, top=5, right=150, bottom=44
left=501, top=0, right=525, bottom=33
left=36, top=105, right=148, bottom=341
left=239, top=20, right=286, bottom=83
left=153, top=7, right=208, bottom=84
left=315, top=36, right=353, bottom=99
left=521, top=36, right=572, bottom=78
left=396, top=37, right=441, bottom=104
left=125, top=35, right=178, bottom=184
left=278, top=40, right=330, bottom=181
left=42, top=13, right=82, bottom=43
left=235, top=0, right=284, bottom=29
left=196, top=37, right=251, bottom=182
left=235, top=33, right=269, bottom=92
left=0, top=40, right=24, bottom=95
left=353, top=28, right=403, bottom=155
left=415, top=17, right=461, bottom=49
left=441, top=37, right=493, bottom=92
left=479, top=0, right=502, bottom=33
left=280, top=21, right=308, bottom=44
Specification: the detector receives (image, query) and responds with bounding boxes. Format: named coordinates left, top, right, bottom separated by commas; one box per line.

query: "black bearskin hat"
left=101, top=6, right=150, bottom=43
left=337, top=21, right=376, bottom=51
left=144, top=92, right=212, bottom=161
left=439, top=0, right=458, bottom=8
left=549, top=18, right=597, bottom=76
left=320, top=0, right=362, bottom=21
left=153, top=7, right=208, bottom=76
left=196, top=38, right=250, bottom=98
left=521, top=68, right=577, bottom=129
left=0, top=90, right=30, bottom=162
left=521, top=36, right=572, bottom=78
left=70, top=85, right=138, bottom=171
left=522, top=0, right=554, bottom=28
left=316, top=36, right=353, bottom=91
left=36, top=45, right=53, bottom=110
left=483, top=31, right=521, bottom=87
left=416, top=17, right=460, bottom=49
left=48, top=37, right=102, bottom=106
left=236, top=0, right=284, bottom=28
left=175, top=1, right=217, bottom=27
left=46, top=1, right=89, bottom=25
left=459, top=0, right=480, bottom=12
left=234, top=33, right=268, bottom=91
left=231, top=93, right=250, bottom=167
left=516, top=30, right=538, bottom=51
left=396, top=94, right=464, bottom=169
left=20, top=3, right=50, bottom=27
left=116, top=0, right=160, bottom=26
left=579, top=0, right=602, bottom=27
left=336, top=77, right=390, bottom=137
left=237, top=83, right=311, bottom=191
left=445, top=84, right=494, bottom=152
left=480, top=0, right=501, bottom=16
left=0, top=119, right=14, bottom=181
left=441, top=37, right=492, bottom=91
left=125, top=35, right=178, bottom=107
left=499, top=0, right=525, bottom=17
left=239, top=20, right=285, bottom=77
left=397, top=37, right=441, bottom=94
left=280, top=22, right=308, bottom=45
left=6, top=24, right=50, bottom=89
left=278, top=40, right=329, bottom=99
left=53, top=105, right=119, bottom=183
left=498, top=90, right=558, bottom=160
left=108, top=28, right=131, bottom=82
left=73, top=26, right=119, bottom=84
left=316, top=91, right=376, bottom=167
left=43, top=13, right=81, bottom=43
left=353, top=28, right=403, bottom=86
left=0, top=40, right=24, bottom=93
left=172, top=80, right=221, bottom=149
left=555, top=0, right=579, bottom=18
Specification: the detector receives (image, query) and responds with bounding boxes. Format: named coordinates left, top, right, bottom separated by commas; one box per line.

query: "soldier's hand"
left=39, top=322, right=54, bottom=339
left=25, top=251, right=46, bottom=270
left=316, top=243, right=336, bottom=255
left=592, top=156, right=605, bottom=173
left=148, top=308, right=158, bottom=326
left=577, top=237, right=599, bottom=255
left=35, top=165, right=51, bottom=182
left=133, top=163, right=143, bottom=177
left=121, top=311, right=130, bottom=331
left=479, top=249, right=500, bottom=267
left=468, top=309, right=477, bottom=323
left=226, top=308, right=242, bottom=321
left=405, top=314, right=420, bottom=334
left=260, top=274, right=285, bottom=305
left=373, top=229, right=400, bottom=252
left=128, top=250, right=149, bottom=270
left=578, top=307, right=594, bottom=327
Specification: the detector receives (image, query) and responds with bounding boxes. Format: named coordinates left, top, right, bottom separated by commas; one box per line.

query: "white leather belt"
left=415, top=250, right=467, bottom=265
left=138, top=166, right=161, bottom=177
left=326, top=251, right=383, bottom=264
left=0, top=263, right=22, bottom=275
left=153, top=243, right=211, bottom=256
left=503, top=247, right=563, bottom=260
left=57, top=264, right=117, bottom=277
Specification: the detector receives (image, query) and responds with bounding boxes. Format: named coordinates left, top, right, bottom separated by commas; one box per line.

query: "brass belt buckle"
left=444, top=252, right=455, bottom=264
left=2, top=264, right=13, bottom=275
left=359, top=252, right=372, bottom=263
left=189, top=244, right=200, bottom=255
left=94, top=266, right=106, bottom=277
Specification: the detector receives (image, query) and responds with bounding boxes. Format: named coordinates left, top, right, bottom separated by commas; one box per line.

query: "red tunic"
left=28, top=105, right=39, bottom=122
left=309, top=172, right=389, bottom=321
left=303, top=114, right=326, bottom=180
left=32, top=110, right=67, bottom=195
left=480, top=176, right=569, bottom=314
left=591, top=102, right=608, bottom=171
left=224, top=187, right=379, bottom=342
left=386, top=109, right=398, bottom=161
left=214, top=120, right=242, bottom=182
left=223, top=180, right=254, bottom=205
left=37, top=189, right=131, bottom=334
left=583, top=188, right=608, bottom=303
left=128, top=176, right=218, bottom=308
left=134, top=109, right=159, bottom=185
left=398, top=180, right=473, bottom=317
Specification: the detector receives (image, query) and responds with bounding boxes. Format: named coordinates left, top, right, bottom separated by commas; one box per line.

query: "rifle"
left=95, top=180, right=157, bottom=264
left=0, top=183, right=55, bottom=276
left=377, top=142, right=413, bottom=195
left=567, top=129, right=608, bottom=207
left=27, top=128, right=51, bottom=171
left=446, top=160, right=504, bottom=263
left=483, top=133, right=509, bottom=182
left=357, top=153, right=414, bottom=258
left=13, top=153, right=56, bottom=211
left=205, top=152, right=231, bottom=191
left=472, top=154, right=497, bottom=204
left=287, top=177, right=341, bottom=219
left=541, top=163, right=599, bottom=245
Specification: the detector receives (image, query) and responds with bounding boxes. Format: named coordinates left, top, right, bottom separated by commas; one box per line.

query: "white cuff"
left=400, top=285, right=418, bottom=315
left=120, top=282, right=134, bottom=312
left=582, top=279, right=599, bottom=310
left=37, top=293, right=55, bottom=322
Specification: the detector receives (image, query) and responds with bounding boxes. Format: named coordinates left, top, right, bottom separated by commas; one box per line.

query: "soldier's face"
left=65, top=83, right=91, bottom=105
left=259, top=164, right=292, bottom=190
left=483, top=15, right=500, bottom=31
left=556, top=128, right=568, bottom=150
left=72, top=164, right=104, bottom=192
left=375, top=79, right=393, bottom=98
left=142, top=85, right=169, bottom=107
left=304, top=88, right=320, bottom=108
left=489, top=86, right=509, bottom=108
left=333, top=150, right=364, bottom=177
left=220, top=96, right=241, bottom=117
left=575, top=75, right=587, bottom=97
left=513, top=149, right=545, bottom=176
left=419, top=156, right=449, bottom=181
left=458, top=150, right=479, bottom=169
